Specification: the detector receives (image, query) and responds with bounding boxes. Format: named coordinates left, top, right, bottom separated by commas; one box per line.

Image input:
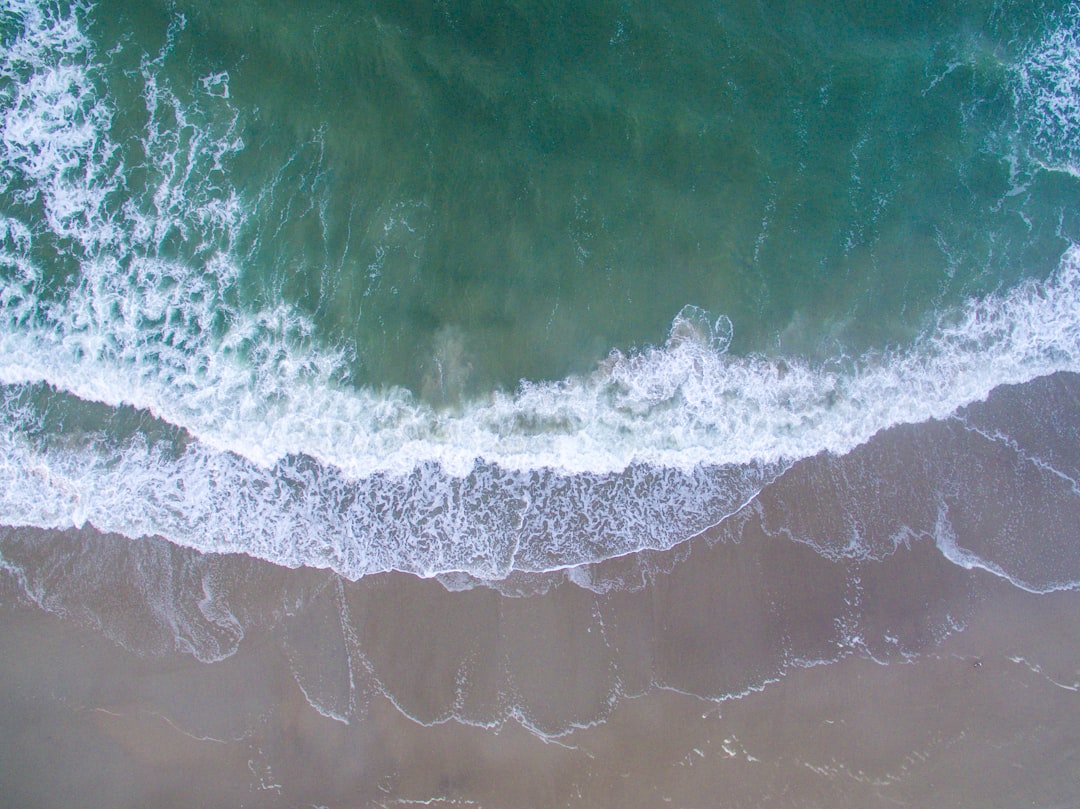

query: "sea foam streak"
left=1, top=0, right=1080, bottom=578
left=1013, top=2, right=1080, bottom=177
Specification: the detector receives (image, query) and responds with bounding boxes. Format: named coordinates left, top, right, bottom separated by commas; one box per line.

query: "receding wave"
left=2, top=0, right=1080, bottom=579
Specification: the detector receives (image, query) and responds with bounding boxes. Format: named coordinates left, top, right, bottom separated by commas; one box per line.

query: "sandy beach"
left=3, top=378, right=1079, bottom=808
left=2, top=527, right=1078, bottom=808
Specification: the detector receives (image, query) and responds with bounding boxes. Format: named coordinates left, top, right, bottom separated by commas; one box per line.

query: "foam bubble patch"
left=1013, top=3, right=1080, bottom=176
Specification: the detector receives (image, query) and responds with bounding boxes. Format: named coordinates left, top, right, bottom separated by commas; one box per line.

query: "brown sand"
left=1, top=521, right=1078, bottom=808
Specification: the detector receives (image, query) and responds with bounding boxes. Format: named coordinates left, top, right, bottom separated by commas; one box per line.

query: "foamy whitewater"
left=2, top=0, right=1080, bottom=579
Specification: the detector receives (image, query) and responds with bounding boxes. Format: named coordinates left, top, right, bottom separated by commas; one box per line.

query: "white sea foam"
left=929, top=504, right=1077, bottom=595
left=1012, top=3, right=1080, bottom=177
left=2, top=0, right=1080, bottom=579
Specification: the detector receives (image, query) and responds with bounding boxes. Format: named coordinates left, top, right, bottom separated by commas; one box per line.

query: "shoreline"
left=2, top=372, right=1079, bottom=806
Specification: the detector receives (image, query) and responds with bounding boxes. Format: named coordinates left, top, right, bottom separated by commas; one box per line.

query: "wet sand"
left=1, top=535, right=1079, bottom=808
left=2, top=375, right=1080, bottom=808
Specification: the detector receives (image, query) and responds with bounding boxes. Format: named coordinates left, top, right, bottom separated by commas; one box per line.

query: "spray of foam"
left=1012, top=2, right=1080, bottom=177
left=0, top=389, right=783, bottom=577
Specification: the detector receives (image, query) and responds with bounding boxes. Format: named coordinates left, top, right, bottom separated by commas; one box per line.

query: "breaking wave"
left=1, top=0, right=1080, bottom=579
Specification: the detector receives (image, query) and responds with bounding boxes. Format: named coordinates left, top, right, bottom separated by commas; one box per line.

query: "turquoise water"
left=2, top=0, right=1080, bottom=578
left=84, top=0, right=1075, bottom=395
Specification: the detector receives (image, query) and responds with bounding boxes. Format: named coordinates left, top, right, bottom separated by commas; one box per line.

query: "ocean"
left=1, top=0, right=1080, bottom=805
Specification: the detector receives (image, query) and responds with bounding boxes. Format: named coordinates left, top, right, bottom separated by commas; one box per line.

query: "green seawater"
left=3, top=0, right=1080, bottom=579
left=78, top=0, right=1080, bottom=402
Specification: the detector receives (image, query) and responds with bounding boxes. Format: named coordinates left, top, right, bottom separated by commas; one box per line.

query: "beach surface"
left=3, top=374, right=1080, bottom=808
left=2, top=528, right=1078, bottom=809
